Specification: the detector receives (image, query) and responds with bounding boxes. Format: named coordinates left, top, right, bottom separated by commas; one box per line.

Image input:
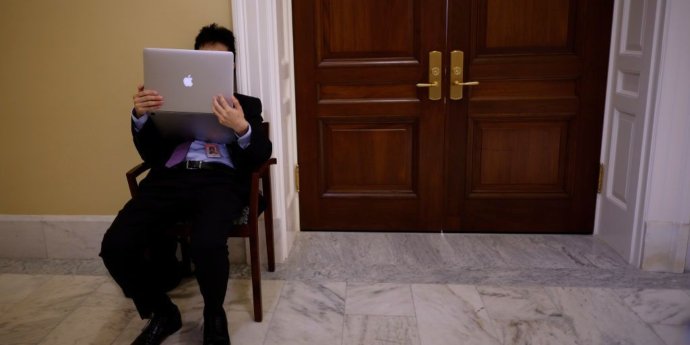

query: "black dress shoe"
left=203, top=309, right=230, bottom=345
left=131, top=305, right=182, bottom=345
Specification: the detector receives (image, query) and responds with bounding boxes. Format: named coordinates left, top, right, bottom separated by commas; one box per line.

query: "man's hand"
left=212, top=95, right=250, bottom=135
left=133, top=84, right=163, bottom=118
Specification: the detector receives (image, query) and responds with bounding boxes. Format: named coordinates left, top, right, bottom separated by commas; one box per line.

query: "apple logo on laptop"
left=183, top=74, right=193, bottom=87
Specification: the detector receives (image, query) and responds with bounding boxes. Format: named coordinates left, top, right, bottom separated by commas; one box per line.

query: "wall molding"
left=596, top=0, right=690, bottom=273
left=641, top=0, right=690, bottom=272
left=0, top=215, right=247, bottom=263
left=641, top=221, right=690, bottom=273
left=232, top=0, right=300, bottom=263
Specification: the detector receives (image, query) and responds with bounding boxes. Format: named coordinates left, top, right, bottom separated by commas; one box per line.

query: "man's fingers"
left=142, top=94, right=162, bottom=101
left=138, top=90, right=160, bottom=98
left=141, top=100, right=162, bottom=107
left=212, top=96, right=225, bottom=114
left=134, top=89, right=159, bottom=101
left=211, top=100, right=228, bottom=125
left=135, top=94, right=163, bottom=105
left=231, top=96, right=242, bottom=110
left=136, top=98, right=163, bottom=111
left=216, top=95, right=233, bottom=109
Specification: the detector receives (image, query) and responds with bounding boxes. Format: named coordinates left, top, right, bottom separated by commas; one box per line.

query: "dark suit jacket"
left=131, top=93, right=272, bottom=186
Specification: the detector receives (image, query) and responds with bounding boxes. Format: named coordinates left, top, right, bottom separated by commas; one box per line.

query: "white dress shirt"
left=132, top=112, right=251, bottom=168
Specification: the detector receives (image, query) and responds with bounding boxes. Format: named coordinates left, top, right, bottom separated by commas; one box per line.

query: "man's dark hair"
left=194, top=23, right=235, bottom=53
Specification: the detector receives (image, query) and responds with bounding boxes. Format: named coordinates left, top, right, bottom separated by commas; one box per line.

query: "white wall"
left=640, top=0, right=690, bottom=272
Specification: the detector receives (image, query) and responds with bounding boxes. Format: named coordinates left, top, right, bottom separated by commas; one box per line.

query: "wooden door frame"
left=233, top=0, right=690, bottom=272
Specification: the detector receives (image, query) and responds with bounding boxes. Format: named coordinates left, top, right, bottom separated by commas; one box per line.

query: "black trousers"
left=100, top=167, right=246, bottom=318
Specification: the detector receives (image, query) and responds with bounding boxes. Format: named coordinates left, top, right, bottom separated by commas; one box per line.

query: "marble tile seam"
left=616, top=293, right=673, bottom=345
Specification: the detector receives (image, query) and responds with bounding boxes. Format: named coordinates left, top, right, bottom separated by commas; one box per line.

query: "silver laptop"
left=143, top=48, right=235, bottom=143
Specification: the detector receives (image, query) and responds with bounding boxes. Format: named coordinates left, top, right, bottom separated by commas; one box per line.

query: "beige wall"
left=0, top=0, right=232, bottom=215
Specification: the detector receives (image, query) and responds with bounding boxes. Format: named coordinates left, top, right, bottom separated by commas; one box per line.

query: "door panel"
left=470, top=120, right=568, bottom=192
left=294, top=0, right=447, bottom=230
left=295, top=0, right=613, bottom=232
left=319, top=0, right=416, bottom=59
left=445, top=0, right=613, bottom=232
left=321, top=121, right=416, bottom=195
left=482, top=0, right=574, bottom=50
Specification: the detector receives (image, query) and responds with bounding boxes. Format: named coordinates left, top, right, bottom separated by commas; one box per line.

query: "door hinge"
left=294, top=164, right=300, bottom=193
left=598, top=163, right=604, bottom=194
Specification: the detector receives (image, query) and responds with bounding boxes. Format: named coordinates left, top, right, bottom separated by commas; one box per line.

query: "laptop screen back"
left=143, top=48, right=236, bottom=143
left=144, top=48, right=234, bottom=115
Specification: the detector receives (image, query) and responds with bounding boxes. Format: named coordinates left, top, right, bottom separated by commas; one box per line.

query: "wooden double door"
left=294, top=0, right=613, bottom=232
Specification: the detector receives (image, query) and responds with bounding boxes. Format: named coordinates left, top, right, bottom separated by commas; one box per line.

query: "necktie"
left=165, top=141, right=192, bottom=168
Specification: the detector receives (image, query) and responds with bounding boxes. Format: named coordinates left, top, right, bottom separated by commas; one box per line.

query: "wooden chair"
left=125, top=122, right=276, bottom=322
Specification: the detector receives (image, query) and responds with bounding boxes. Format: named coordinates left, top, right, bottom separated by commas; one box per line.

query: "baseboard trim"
left=0, top=215, right=247, bottom=263
left=641, top=221, right=690, bottom=273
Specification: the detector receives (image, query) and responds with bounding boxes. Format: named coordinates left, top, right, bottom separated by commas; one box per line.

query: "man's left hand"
left=212, top=95, right=250, bottom=136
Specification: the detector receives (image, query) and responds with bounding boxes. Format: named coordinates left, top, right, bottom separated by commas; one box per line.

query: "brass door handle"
left=417, top=51, right=442, bottom=100
left=450, top=50, right=478, bottom=100
left=453, top=81, right=479, bottom=86
left=416, top=81, right=439, bottom=87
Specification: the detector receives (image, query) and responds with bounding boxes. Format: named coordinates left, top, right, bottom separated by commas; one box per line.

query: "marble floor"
left=1, top=232, right=689, bottom=345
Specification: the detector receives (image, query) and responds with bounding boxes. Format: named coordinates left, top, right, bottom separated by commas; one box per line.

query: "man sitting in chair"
left=100, top=23, right=272, bottom=345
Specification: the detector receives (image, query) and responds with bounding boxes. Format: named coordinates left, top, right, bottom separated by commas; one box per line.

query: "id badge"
left=205, top=143, right=222, bottom=158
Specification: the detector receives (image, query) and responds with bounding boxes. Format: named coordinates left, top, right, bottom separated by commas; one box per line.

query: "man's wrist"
left=235, top=121, right=250, bottom=136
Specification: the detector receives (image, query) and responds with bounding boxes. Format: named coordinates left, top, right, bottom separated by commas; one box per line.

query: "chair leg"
left=263, top=174, right=276, bottom=272
left=264, top=213, right=275, bottom=273
left=249, top=232, right=263, bottom=322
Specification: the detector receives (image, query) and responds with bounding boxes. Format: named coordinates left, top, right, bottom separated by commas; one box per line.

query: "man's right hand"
left=133, top=84, right=163, bottom=118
